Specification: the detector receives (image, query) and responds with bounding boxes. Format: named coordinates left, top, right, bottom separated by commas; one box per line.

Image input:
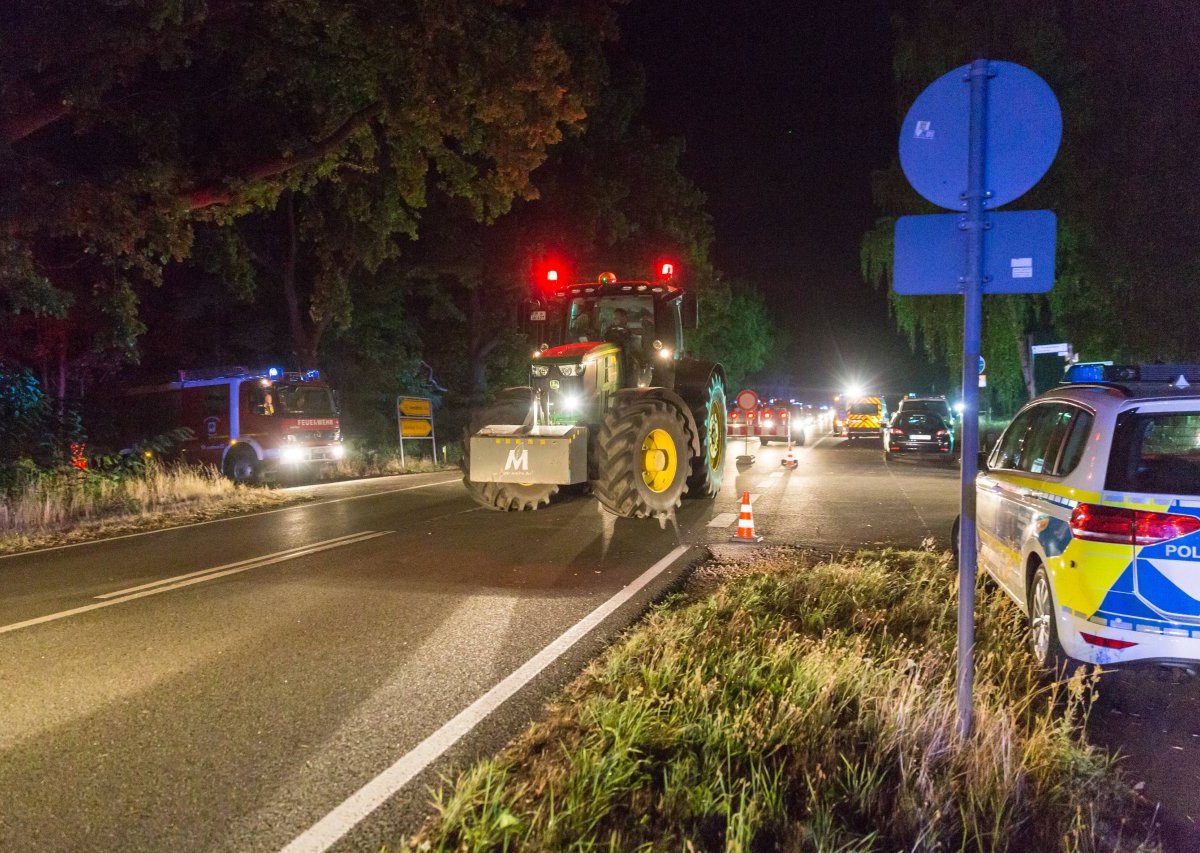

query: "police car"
left=972, top=364, right=1200, bottom=671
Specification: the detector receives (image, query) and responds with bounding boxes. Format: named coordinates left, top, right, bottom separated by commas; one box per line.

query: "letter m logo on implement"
left=504, top=447, right=529, bottom=472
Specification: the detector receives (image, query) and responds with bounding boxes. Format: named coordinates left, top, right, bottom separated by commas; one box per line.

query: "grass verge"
left=325, top=450, right=455, bottom=481
left=409, top=549, right=1157, bottom=851
left=0, top=463, right=310, bottom=555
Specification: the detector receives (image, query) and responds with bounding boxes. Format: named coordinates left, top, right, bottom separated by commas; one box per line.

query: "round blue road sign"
left=899, top=61, right=1062, bottom=211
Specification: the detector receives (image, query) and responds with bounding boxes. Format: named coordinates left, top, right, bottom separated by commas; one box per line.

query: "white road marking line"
left=0, top=532, right=392, bottom=637
left=94, top=531, right=374, bottom=599
left=707, top=512, right=738, bottom=528
left=750, top=493, right=761, bottom=502
left=280, top=543, right=693, bottom=853
left=0, top=478, right=458, bottom=560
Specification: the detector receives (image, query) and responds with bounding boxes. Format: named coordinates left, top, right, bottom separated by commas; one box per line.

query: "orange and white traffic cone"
left=731, top=490, right=764, bottom=543
left=781, top=440, right=798, bottom=469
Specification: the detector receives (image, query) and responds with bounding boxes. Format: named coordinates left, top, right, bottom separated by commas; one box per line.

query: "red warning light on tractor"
left=658, top=262, right=675, bottom=280
left=533, top=257, right=567, bottom=292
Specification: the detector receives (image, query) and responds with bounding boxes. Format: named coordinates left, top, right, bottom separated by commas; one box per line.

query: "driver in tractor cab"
left=604, top=308, right=631, bottom=343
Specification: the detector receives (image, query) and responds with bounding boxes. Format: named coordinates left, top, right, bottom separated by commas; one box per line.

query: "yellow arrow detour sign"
left=398, top=397, right=433, bottom=418
left=400, top=419, right=432, bottom=437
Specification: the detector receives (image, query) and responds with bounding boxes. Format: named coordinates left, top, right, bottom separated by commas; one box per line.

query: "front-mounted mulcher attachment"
left=462, top=263, right=727, bottom=520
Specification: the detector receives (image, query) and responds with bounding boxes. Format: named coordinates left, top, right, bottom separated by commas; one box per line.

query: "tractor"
left=463, top=264, right=727, bottom=518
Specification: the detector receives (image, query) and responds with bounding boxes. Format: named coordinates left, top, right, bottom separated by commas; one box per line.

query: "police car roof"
left=1046, top=381, right=1200, bottom=404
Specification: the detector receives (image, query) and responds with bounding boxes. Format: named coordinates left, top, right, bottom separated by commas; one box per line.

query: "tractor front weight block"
left=469, top=425, right=588, bottom=485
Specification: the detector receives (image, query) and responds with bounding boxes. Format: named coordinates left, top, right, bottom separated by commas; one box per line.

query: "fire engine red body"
left=124, top=367, right=344, bottom=482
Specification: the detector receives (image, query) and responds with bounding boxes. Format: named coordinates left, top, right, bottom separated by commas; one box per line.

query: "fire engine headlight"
left=531, top=365, right=550, bottom=377
left=331, top=444, right=346, bottom=460
left=558, top=363, right=583, bottom=377
left=281, top=446, right=306, bottom=464
left=559, top=393, right=581, bottom=413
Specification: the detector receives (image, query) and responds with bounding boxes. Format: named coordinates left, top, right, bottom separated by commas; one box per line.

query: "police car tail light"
left=1080, top=632, right=1138, bottom=650
left=890, top=427, right=905, bottom=436
left=1070, top=504, right=1135, bottom=544
left=1070, top=503, right=1200, bottom=545
left=1133, top=510, right=1200, bottom=545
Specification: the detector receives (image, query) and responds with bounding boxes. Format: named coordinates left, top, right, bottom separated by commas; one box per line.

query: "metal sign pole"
left=956, top=58, right=991, bottom=739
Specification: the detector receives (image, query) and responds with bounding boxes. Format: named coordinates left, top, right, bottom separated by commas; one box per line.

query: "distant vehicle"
left=755, top=401, right=807, bottom=446
left=883, top=410, right=954, bottom=463
left=120, top=366, right=344, bottom=484
left=965, top=363, right=1200, bottom=672
left=843, top=395, right=888, bottom=440
left=727, top=403, right=750, bottom=438
left=896, top=395, right=954, bottom=425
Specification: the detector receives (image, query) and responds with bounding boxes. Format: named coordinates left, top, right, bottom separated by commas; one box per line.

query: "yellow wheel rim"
left=708, top=398, right=725, bottom=466
left=641, top=428, right=678, bottom=493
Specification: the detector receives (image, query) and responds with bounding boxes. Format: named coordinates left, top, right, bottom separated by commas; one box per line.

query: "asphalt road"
left=0, top=434, right=989, bottom=851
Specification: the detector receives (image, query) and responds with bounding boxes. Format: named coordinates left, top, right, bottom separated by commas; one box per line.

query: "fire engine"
left=122, top=367, right=344, bottom=483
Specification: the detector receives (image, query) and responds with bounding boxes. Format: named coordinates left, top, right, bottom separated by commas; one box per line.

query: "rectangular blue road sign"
left=893, top=210, right=1056, bottom=295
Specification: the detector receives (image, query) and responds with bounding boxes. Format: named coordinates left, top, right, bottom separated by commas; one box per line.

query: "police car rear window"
left=1107, top=411, right=1200, bottom=495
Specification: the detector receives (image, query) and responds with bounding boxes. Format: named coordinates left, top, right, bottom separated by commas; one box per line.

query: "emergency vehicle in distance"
left=121, top=366, right=344, bottom=483
left=842, top=394, right=889, bottom=440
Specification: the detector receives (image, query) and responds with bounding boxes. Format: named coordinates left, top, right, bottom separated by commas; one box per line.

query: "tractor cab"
left=522, top=268, right=686, bottom=425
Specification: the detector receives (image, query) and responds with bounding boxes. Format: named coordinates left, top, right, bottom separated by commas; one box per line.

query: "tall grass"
left=410, top=550, right=1156, bottom=851
left=0, top=462, right=240, bottom=535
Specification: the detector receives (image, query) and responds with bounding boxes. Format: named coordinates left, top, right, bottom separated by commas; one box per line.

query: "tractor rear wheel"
left=461, top=393, right=558, bottom=512
left=686, top=374, right=726, bottom=499
left=594, top=398, right=689, bottom=519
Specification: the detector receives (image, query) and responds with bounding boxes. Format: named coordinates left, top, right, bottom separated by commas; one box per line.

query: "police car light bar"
left=1062, top=363, right=1200, bottom=385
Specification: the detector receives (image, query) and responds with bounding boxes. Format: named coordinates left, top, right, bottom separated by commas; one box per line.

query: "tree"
left=863, top=1, right=1200, bottom=408
left=688, top=276, right=774, bottom=390
left=0, top=0, right=620, bottom=394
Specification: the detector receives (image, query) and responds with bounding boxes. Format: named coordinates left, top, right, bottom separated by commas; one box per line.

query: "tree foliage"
left=1, top=0, right=619, bottom=390
left=862, top=0, right=1200, bottom=407
left=689, top=277, right=774, bottom=390
left=1, top=1, right=781, bottom=451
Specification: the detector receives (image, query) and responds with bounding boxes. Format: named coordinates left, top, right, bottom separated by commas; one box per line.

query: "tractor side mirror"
left=520, top=298, right=547, bottom=344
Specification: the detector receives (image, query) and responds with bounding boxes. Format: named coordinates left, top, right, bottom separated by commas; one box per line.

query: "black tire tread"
left=593, top=398, right=689, bottom=519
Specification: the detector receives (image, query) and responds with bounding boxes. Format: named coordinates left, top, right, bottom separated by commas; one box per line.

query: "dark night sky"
left=620, top=0, right=946, bottom=397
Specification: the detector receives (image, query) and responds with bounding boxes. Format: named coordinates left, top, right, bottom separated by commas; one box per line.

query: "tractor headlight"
left=531, top=365, right=550, bottom=377
left=559, top=393, right=581, bottom=412
left=558, top=363, right=583, bottom=377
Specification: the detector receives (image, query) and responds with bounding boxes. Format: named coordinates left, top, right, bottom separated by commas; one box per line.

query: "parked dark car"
left=883, top=411, right=955, bottom=462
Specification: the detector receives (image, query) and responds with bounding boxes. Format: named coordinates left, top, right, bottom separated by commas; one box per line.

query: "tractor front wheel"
left=461, top=394, right=558, bottom=512
left=686, top=374, right=726, bottom=499
left=594, top=398, right=689, bottom=519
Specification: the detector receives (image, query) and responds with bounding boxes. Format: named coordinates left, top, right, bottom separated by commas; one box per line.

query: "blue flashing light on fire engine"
left=268, top=367, right=280, bottom=378
left=306, top=369, right=320, bottom=380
